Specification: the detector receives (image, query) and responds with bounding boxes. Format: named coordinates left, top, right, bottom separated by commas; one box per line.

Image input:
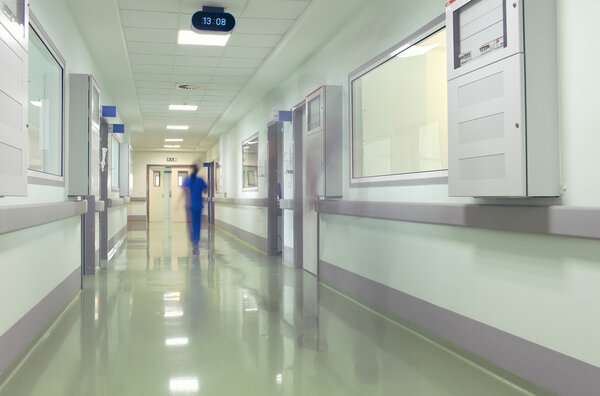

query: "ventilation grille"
left=176, top=83, right=203, bottom=90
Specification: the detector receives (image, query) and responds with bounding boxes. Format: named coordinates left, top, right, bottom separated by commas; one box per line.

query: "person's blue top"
left=183, top=175, right=207, bottom=211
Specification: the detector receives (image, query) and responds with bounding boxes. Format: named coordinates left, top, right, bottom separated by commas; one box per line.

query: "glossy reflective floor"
left=0, top=223, right=552, bottom=396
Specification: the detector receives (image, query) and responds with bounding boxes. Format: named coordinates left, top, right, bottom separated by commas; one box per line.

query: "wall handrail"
left=317, top=199, right=600, bottom=240
left=0, top=201, right=88, bottom=235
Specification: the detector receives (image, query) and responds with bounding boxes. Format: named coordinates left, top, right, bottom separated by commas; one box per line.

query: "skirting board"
left=107, top=225, right=128, bottom=254
left=0, top=267, right=81, bottom=376
left=319, top=260, right=600, bottom=395
left=214, top=219, right=268, bottom=254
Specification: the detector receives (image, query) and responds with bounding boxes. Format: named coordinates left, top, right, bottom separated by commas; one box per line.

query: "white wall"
left=0, top=0, right=126, bottom=352
left=212, top=0, right=600, bottom=368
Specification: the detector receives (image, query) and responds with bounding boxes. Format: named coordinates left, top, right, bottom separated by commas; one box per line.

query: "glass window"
left=153, top=171, right=160, bottom=187
left=178, top=171, right=188, bottom=187
left=28, top=24, right=63, bottom=176
left=111, top=136, right=119, bottom=190
left=242, top=135, right=258, bottom=190
left=351, top=27, right=448, bottom=181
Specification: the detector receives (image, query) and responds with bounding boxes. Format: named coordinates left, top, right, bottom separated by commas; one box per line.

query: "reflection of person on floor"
left=183, top=164, right=207, bottom=253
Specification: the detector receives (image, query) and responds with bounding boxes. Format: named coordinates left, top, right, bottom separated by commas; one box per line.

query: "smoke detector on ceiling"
left=176, top=83, right=203, bottom=90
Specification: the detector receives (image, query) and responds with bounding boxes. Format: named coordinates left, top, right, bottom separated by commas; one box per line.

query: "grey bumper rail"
left=0, top=201, right=88, bottom=235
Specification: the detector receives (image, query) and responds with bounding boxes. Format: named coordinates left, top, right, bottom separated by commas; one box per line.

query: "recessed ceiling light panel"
left=169, top=105, right=198, bottom=111
left=165, top=138, right=184, bottom=142
left=178, top=30, right=230, bottom=46
left=166, top=125, right=189, bottom=130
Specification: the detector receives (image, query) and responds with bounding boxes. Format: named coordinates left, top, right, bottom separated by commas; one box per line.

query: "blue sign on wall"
left=102, top=106, right=117, bottom=117
left=109, top=124, right=125, bottom=133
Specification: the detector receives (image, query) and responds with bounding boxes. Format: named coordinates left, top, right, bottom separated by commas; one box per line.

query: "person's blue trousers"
left=191, top=209, right=202, bottom=244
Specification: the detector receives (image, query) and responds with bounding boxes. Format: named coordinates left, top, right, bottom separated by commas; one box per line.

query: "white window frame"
left=348, top=15, right=448, bottom=188
left=27, top=11, right=66, bottom=186
left=241, top=133, right=258, bottom=192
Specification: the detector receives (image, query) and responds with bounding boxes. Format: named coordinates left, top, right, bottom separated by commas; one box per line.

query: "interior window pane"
left=28, top=25, right=63, bottom=176
left=352, top=28, right=448, bottom=179
left=111, top=136, right=119, bottom=189
left=242, top=135, right=258, bottom=189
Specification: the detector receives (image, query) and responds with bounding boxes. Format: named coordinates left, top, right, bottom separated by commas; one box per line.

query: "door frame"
left=145, top=164, right=194, bottom=223
left=292, top=101, right=305, bottom=269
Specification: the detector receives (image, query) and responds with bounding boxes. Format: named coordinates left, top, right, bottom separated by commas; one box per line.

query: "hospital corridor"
left=1, top=0, right=599, bottom=395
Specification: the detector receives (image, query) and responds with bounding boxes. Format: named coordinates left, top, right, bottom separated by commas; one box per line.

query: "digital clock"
left=191, top=10, right=235, bottom=33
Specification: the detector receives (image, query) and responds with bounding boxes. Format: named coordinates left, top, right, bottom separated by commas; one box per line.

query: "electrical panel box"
left=68, top=74, right=101, bottom=196
left=305, top=85, right=342, bottom=198
left=446, top=0, right=559, bottom=197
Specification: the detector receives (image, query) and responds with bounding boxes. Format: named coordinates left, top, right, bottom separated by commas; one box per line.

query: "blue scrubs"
left=183, top=175, right=207, bottom=244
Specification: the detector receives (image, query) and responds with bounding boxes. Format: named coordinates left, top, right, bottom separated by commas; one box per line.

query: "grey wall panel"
left=319, top=260, right=600, bottom=396
left=213, top=197, right=268, bottom=207
left=0, top=267, right=80, bottom=376
left=317, top=200, right=600, bottom=240
left=214, top=219, right=268, bottom=254
left=0, top=201, right=87, bottom=235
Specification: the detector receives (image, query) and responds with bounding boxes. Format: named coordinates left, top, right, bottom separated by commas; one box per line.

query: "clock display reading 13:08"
left=191, top=11, right=236, bottom=32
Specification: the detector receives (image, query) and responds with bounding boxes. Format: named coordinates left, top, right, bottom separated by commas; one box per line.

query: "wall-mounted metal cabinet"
left=446, top=0, right=559, bottom=197
left=305, top=85, right=342, bottom=198
left=68, top=74, right=101, bottom=196
left=0, top=1, right=28, bottom=196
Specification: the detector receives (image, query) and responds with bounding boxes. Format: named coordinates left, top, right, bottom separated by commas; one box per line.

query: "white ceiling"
left=66, top=0, right=366, bottom=152
left=117, top=0, right=310, bottom=151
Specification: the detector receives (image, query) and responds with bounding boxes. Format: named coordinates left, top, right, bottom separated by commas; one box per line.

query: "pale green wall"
left=108, top=206, right=128, bottom=240
left=0, top=217, right=80, bottom=336
left=213, top=0, right=600, bottom=368
left=0, top=0, right=125, bottom=343
left=215, top=203, right=268, bottom=239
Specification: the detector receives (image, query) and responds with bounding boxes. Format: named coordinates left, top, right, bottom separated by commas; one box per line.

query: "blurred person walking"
left=183, top=163, right=207, bottom=253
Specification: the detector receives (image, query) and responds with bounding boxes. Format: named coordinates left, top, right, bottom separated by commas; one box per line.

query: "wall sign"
left=166, top=157, right=177, bottom=162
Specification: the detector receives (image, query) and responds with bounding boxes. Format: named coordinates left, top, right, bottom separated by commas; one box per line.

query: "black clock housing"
left=191, top=11, right=236, bottom=33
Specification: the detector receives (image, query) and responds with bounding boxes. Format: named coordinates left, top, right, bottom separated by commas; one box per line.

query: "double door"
left=148, top=165, right=195, bottom=222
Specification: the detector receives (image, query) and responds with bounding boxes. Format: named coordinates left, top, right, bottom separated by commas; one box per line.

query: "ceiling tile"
left=212, top=67, right=256, bottom=77
left=131, top=64, right=173, bottom=74
left=227, top=33, right=281, bottom=48
left=234, top=18, right=294, bottom=35
left=174, top=56, right=220, bottom=67
left=217, top=57, right=263, bottom=68
left=221, top=46, right=272, bottom=59
left=128, top=42, right=176, bottom=55
left=124, top=27, right=177, bottom=43
left=121, top=10, right=179, bottom=29
left=130, top=54, right=174, bottom=65
left=241, top=1, right=309, bottom=19
left=118, top=0, right=178, bottom=12
left=175, top=45, right=225, bottom=57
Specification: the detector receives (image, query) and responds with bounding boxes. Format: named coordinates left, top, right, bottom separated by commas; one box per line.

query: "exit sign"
left=166, top=157, right=177, bottom=162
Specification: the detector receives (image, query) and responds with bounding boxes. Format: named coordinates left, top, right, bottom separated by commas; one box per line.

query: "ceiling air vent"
left=176, top=83, right=203, bottom=91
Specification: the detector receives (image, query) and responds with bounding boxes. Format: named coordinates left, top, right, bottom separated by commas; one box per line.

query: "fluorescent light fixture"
left=394, top=44, right=439, bottom=58
left=165, top=337, right=189, bottom=347
left=169, top=377, right=199, bottom=393
left=165, top=138, right=184, bottom=142
left=164, top=308, right=184, bottom=318
left=164, top=292, right=181, bottom=299
left=164, top=145, right=181, bottom=149
left=167, top=125, right=189, bottom=130
left=169, top=104, right=198, bottom=111
left=178, top=30, right=230, bottom=46
left=30, top=101, right=42, bottom=107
